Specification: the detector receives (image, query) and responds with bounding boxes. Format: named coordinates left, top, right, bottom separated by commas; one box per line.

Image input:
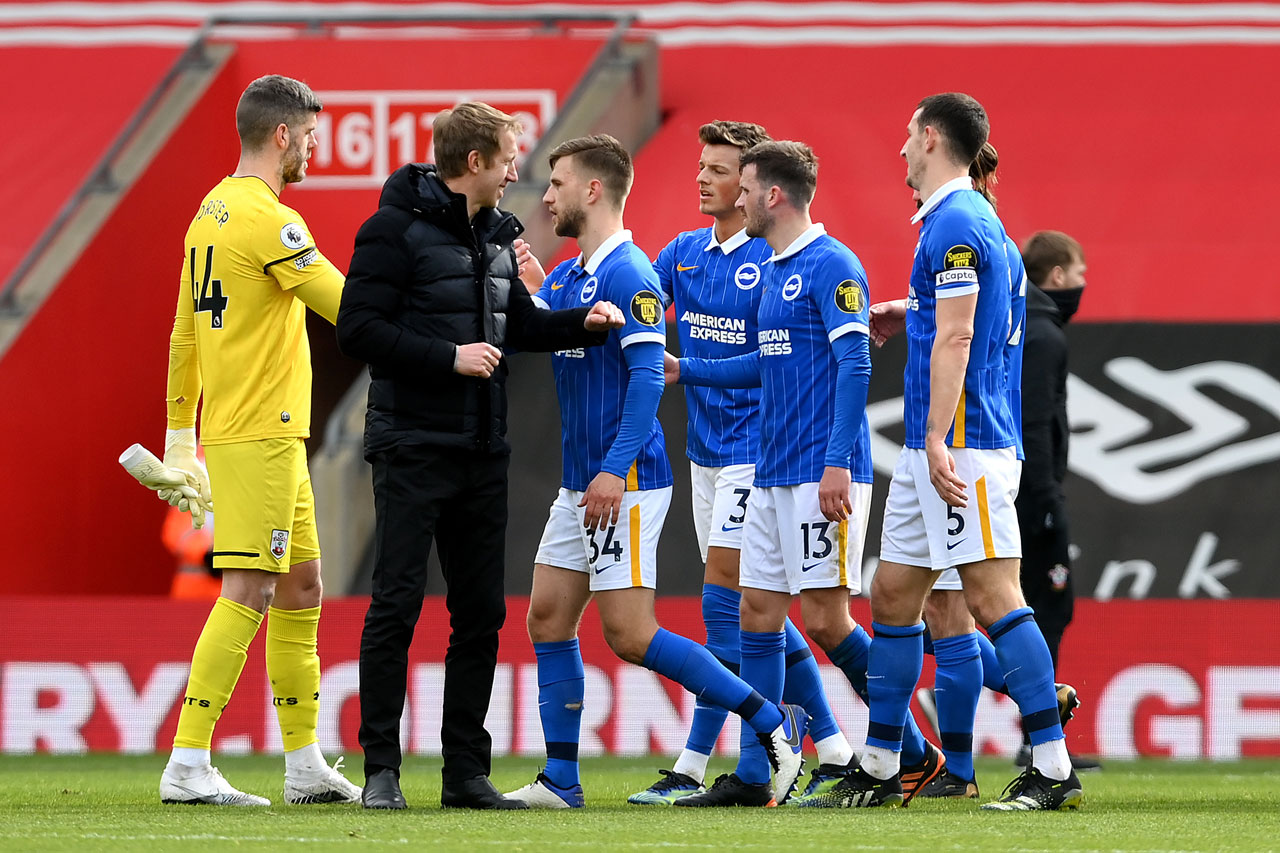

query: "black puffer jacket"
left=337, top=163, right=604, bottom=457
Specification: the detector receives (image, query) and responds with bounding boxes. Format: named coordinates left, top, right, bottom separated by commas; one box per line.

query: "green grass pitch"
left=1, top=755, right=1277, bottom=851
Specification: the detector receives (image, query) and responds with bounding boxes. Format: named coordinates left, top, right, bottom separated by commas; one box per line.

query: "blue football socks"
left=864, top=622, right=925, bottom=754
left=781, top=619, right=840, bottom=745
left=932, top=632, right=982, bottom=780
left=534, top=639, right=585, bottom=789
left=684, top=584, right=739, bottom=758
left=988, top=608, right=1063, bottom=745
left=831, top=623, right=929, bottom=764
left=734, top=629, right=786, bottom=785
left=642, top=628, right=783, bottom=735
left=975, top=629, right=1007, bottom=693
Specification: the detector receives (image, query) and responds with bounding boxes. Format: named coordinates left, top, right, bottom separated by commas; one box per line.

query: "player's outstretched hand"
left=455, top=342, right=502, bottom=378
left=585, top=300, right=625, bottom=331
left=818, top=466, right=852, bottom=522
left=580, top=471, right=625, bottom=532
left=514, top=238, right=546, bottom=294
left=926, top=440, right=967, bottom=507
left=663, top=351, right=680, bottom=385
left=869, top=299, right=908, bottom=348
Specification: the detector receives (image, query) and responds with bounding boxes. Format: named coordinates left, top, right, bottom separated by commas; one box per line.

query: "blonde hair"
left=433, top=102, right=524, bottom=179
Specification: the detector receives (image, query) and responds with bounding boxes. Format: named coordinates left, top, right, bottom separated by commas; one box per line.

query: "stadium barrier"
left=1, top=596, right=1275, bottom=759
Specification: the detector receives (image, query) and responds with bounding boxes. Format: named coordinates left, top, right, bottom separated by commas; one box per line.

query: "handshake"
left=119, top=428, right=214, bottom=528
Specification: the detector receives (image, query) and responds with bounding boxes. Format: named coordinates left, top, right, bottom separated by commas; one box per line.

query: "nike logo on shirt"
left=551, top=282, right=565, bottom=290
left=721, top=523, right=743, bottom=533
left=677, top=264, right=698, bottom=272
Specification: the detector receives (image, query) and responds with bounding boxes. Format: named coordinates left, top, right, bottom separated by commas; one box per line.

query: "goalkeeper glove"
left=119, top=444, right=206, bottom=527
left=163, top=428, right=213, bottom=509
left=118, top=429, right=213, bottom=528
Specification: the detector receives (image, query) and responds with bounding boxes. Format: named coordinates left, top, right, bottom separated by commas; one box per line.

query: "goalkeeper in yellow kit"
left=133, top=75, right=360, bottom=806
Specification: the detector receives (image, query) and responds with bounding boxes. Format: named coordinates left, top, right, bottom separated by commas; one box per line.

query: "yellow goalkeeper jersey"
left=166, top=176, right=343, bottom=444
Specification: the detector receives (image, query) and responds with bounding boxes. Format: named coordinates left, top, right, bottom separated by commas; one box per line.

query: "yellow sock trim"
left=173, top=597, right=263, bottom=750
left=266, top=605, right=322, bottom=752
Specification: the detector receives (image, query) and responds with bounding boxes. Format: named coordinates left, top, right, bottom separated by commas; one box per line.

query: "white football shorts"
left=740, top=480, right=871, bottom=595
left=880, top=446, right=1022, bottom=572
left=689, top=462, right=755, bottom=562
left=932, top=568, right=964, bottom=591
left=534, top=486, right=672, bottom=591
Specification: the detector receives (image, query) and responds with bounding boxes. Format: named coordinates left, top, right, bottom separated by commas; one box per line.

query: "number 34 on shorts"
left=533, top=486, right=672, bottom=591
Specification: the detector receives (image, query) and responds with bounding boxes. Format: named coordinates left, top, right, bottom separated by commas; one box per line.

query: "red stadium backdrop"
left=1, top=597, right=1276, bottom=759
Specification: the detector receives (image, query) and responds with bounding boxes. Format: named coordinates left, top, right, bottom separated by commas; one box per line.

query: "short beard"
left=282, top=144, right=307, bottom=185
left=553, top=204, right=586, bottom=239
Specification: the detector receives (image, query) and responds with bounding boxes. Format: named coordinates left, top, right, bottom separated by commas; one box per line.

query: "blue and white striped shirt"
left=752, top=225, right=873, bottom=487
left=534, top=230, right=674, bottom=491
left=903, top=177, right=1020, bottom=450
left=655, top=226, right=769, bottom=467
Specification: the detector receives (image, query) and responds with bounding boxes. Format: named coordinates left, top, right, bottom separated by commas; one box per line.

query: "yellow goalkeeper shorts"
left=204, top=437, right=320, bottom=572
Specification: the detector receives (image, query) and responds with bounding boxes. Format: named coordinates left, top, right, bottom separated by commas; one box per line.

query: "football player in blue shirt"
left=628, top=122, right=857, bottom=806
left=875, top=146, right=1026, bottom=799
left=506, top=134, right=807, bottom=809
left=833, top=93, right=1082, bottom=811
left=883, top=149, right=1083, bottom=798
left=668, top=141, right=942, bottom=807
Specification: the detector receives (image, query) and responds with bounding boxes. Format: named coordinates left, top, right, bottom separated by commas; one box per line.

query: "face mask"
left=1047, top=287, right=1084, bottom=322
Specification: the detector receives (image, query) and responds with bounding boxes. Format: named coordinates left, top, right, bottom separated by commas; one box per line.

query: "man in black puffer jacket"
left=336, top=102, right=623, bottom=811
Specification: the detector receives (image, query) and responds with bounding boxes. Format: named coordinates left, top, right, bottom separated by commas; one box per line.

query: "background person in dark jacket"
left=1015, top=230, right=1096, bottom=770
left=336, top=102, right=623, bottom=811
left=1016, top=230, right=1086, bottom=673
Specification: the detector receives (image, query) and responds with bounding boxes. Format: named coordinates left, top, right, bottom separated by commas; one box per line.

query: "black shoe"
left=441, top=775, right=529, bottom=810
left=1014, top=744, right=1032, bottom=768
left=899, top=741, right=946, bottom=805
left=362, top=768, right=407, bottom=810
left=673, top=773, right=775, bottom=807
left=981, top=767, right=1083, bottom=811
left=918, top=770, right=979, bottom=799
left=1070, top=753, right=1103, bottom=771
left=790, top=766, right=903, bottom=809
left=1056, top=683, right=1080, bottom=729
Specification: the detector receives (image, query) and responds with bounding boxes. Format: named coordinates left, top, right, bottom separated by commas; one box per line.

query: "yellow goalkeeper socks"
left=266, top=605, right=322, bottom=753
left=173, top=597, right=263, bottom=750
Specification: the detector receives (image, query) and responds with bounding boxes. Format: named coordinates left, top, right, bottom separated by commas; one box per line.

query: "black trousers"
left=359, top=444, right=509, bottom=783
left=1018, top=510, right=1075, bottom=672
